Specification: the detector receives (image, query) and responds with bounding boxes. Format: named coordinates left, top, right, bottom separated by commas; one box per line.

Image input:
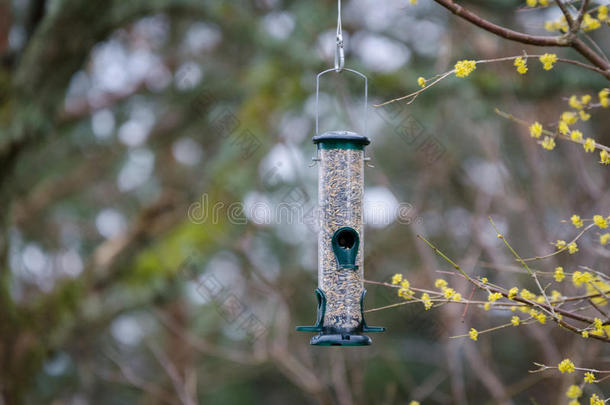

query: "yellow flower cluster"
left=526, top=0, right=548, bottom=7
left=511, top=316, right=520, bottom=326
left=409, top=0, right=417, bottom=4
left=488, top=292, right=502, bottom=302
left=508, top=287, right=518, bottom=299
left=582, top=13, right=602, bottom=31
left=566, top=384, right=582, bottom=399
left=454, top=60, right=476, bottom=78
left=558, top=358, right=576, bottom=374
left=571, top=215, right=583, bottom=228
left=584, top=371, right=596, bottom=384
left=392, top=274, right=415, bottom=299
left=529, top=121, right=543, bottom=138
left=584, top=137, right=596, bottom=153
left=520, top=289, right=536, bottom=300
left=593, top=215, right=608, bottom=229
left=601, top=233, right=610, bottom=245
left=541, top=136, right=555, bottom=150
left=572, top=271, right=594, bottom=287
left=421, top=292, right=432, bottom=310
left=417, top=77, right=426, bottom=88
left=434, top=279, right=461, bottom=301
left=539, top=53, right=557, bottom=70
left=600, top=89, right=610, bottom=107
left=590, top=393, right=604, bottom=405
left=556, top=240, right=578, bottom=254
left=545, top=16, right=569, bottom=32
left=398, top=279, right=414, bottom=299
left=514, top=57, right=528, bottom=74
left=469, top=328, right=478, bottom=341
left=600, top=6, right=609, bottom=22
left=600, top=150, right=610, bottom=165
left=554, top=267, right=565, bottom=282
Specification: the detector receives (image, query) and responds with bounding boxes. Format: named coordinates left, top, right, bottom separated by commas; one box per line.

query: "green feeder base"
left=297, top=289, right=385, bottom=346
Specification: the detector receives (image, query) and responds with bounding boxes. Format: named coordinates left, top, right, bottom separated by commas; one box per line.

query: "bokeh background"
left=1, top=0, right=609, bottom=404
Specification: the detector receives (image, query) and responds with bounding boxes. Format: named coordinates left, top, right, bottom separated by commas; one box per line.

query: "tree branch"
left=431, top=0, right=610, bottom=79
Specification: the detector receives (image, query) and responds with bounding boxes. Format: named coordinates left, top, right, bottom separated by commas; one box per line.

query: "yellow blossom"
left=484, top=302, right=491, bottom=311
left=510, top=306, right=517, bottom=311
left=555, top=240, right=567, bottom=250
left=526, top=0, right=537, bottom=6
left=520, top=289, right=536, bottom=300
left=600, top=150, right=610, bottom=165
left=562, top=111, right=578, bottom=124
left=469, top=328, right=478, bottom=341
left=554, top=267, right=565, bottom=282
left=481, top=277, right=488, bottom=284
left=536, top=312, right=547, bottom=324
left=559, top=358, right=576, bottom=374
left=452, top=293, right=462, bottom=301
left=601, top=233, right=610, bottom=245
left=541, top=136, right=556, bottom=150
left=599, top=6, right=609, bottom=22
left=579, top=110, right=590, bottom=121
left=391, top=273, right=403, bottom=285
left=569, top=95, right=583, bottom=110
left=435, top=279, right=448, bottom=289
left=398, top=287, right=414, bottom=299
left=559, top=121, right=570, bottom=135
left=488, top=292, right=502, bottom=302
left=511, top=316, right=520, bottom=326
left=417, top=77, right=426, bottom=88
left=529, top=121, right=543, bottom=138
left=409, top=402, right=420, bottom=405
left=539, top=0, right=548, bottom=5
left=593, top=215, right=608, bottom=229
left=571, top=130, right=584, bottom=142
left=421, top=292, right=433, bottom=310
left=454, top=60, right=476, bottom=78
left=409, top=0, right=417, bottom=4
left=594, top=317, right=603, bottom=333
left=443, top=288, right=456, bottom=299
left=584, top=372, right=596, bottom=383
left=514, top=57, right=528, bottom=74
left=544, top=21, right=558, bottom=31
left=568, top=242, right=579, bottom=254
left=566, top=384, right=582, bottom=399
left=571, top=215, right=583, bottom=228
left=584, top=138, right=596, bottom=152
left=582, top=330, right=589, bottom=338
left=551, top=290, right=562, bottom=301
left=590, top=394, right=604, bottom=405
left=581, top=94, right=591, bottom=105
left=600, top=89, right=609, bottom=107
left=508, top=287, right=518, bottom=299
left=582, top=13, right=601, bottom=31
left=539, top=53, right=557, bottom=70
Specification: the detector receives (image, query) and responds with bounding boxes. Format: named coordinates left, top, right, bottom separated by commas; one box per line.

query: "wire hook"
left=334, top=0, right=344, bottom=72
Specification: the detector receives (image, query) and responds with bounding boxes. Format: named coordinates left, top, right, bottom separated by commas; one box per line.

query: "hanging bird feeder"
left=297, top=0, right=385, bottom=346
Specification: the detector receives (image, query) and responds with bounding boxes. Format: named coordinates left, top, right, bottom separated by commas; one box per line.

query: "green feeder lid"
left=312, top=131, right=370, bottom=149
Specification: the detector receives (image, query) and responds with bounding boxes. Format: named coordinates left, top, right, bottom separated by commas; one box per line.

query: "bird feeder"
left=296, top=68, right=385, bottom=346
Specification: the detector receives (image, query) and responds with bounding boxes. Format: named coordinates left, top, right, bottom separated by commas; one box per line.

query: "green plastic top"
left=312, top=131, right=371, bottom=150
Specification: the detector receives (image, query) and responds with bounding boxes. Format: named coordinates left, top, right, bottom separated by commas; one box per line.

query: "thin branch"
left=430, top=0, right=610, bottom=78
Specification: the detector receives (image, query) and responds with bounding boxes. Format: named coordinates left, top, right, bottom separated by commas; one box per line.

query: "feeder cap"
left=312, top=131, right=371, bottom=148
